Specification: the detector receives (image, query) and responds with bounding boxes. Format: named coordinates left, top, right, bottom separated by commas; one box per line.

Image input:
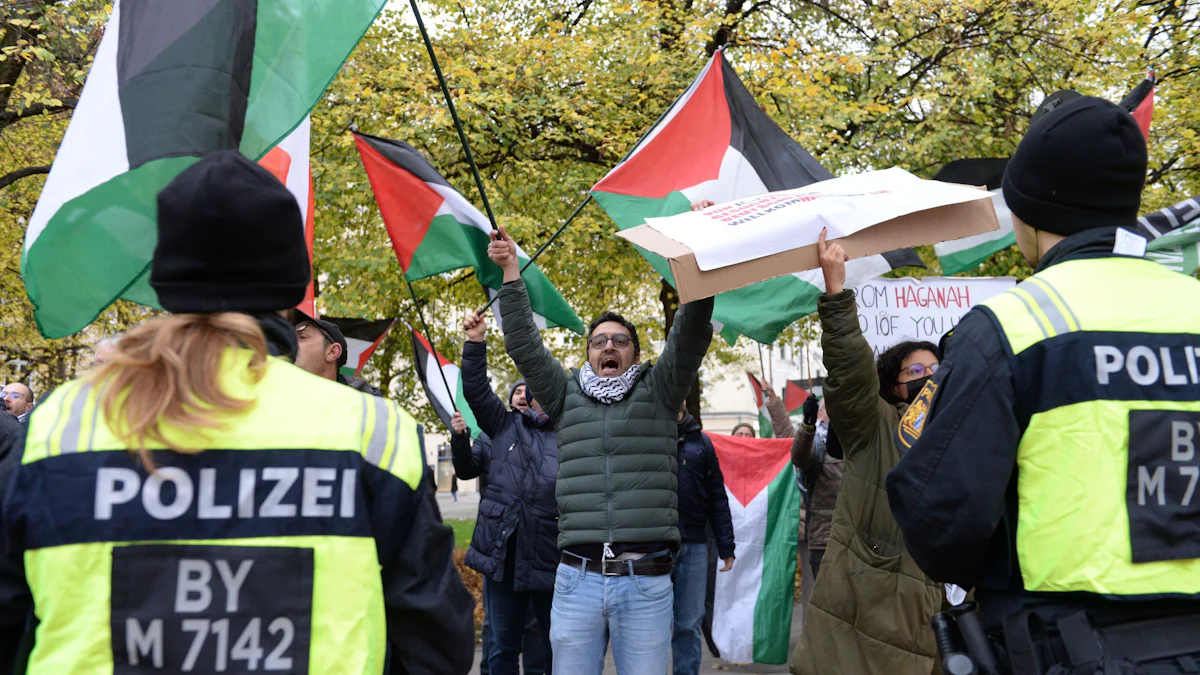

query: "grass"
left=447, top=518, right=475, bottom=551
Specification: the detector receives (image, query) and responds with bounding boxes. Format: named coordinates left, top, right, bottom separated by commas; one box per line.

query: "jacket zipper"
left=604, top=402, right=614, bottom=559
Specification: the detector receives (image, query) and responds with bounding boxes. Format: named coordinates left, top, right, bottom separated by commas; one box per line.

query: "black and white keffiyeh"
left=578, top=362, right=642, bottom=404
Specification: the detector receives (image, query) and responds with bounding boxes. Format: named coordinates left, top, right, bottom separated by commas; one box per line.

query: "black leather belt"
left=560, top=552, right=674, bottom=576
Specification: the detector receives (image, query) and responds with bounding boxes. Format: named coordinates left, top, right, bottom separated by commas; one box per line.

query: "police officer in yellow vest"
left=0, top=151, right=475, bottom=674
left=887, top=95, right=1200, bottom=673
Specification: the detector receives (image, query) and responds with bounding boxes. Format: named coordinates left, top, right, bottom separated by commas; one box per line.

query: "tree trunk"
left=660, top=278, right=702, bottom=424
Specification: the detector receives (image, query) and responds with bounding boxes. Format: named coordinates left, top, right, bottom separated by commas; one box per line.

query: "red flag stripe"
left=709, top=433, right=794, bottom=507
left=354, top=320, right=396, bottom=377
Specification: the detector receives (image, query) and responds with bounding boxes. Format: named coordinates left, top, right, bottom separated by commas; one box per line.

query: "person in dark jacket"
left=489, top=225, right=714, bottom=675
left=451, top=312, right=559, bottom=675
left=672, top=408, right=735, bottom=675
left=293, top=315, right=384, bottom=395
left=788, top=395, right=843, bottom=581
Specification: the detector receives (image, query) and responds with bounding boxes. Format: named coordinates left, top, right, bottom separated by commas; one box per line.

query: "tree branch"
left=0, top=164, right=51, bottom=190
left=0, top=97, right=79, bottom=129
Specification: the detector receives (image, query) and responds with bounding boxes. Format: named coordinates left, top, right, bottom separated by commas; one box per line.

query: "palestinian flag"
left=591, top=49, right=922, bottom=345
left=410, top=328, right=481, bottom=438
left=1139, top=194, right=1200, bottom=277
left=746, top=372, right=773, bottom=439
left=320, top=317, right=395, bottom=378
left=710, top=433, right=800, bottom=664
left=783, top=380, right=812, bottom=415
left=22, top=0, right=387, bottom=339
left=1119, top=75, right=1155, bottom=141
left=931, top=159, right=1015, bottom=275
left=354, top=132, right=585, bottom=334
left=258, top=117, right=317, bottom=318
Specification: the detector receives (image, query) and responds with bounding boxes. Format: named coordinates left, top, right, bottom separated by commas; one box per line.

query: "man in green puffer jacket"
left=488, top=227, right=714, bottom=675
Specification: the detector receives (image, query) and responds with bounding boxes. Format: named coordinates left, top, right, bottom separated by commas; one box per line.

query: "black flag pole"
left=406, top=277, right=459, bottom=414
left=409, top=0, right=498, bottom=230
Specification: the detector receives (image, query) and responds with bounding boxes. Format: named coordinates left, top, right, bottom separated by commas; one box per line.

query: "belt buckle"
left=601, top=557, right=624, bottom=576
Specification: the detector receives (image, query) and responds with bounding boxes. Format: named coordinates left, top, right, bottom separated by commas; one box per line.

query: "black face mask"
left=904, top=376, right=932, bottom=404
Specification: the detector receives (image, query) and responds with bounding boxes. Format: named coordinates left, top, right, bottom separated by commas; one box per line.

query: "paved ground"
left=466, top=601, right=802, bottom=674
left=438, top=490, right=482, bottom=520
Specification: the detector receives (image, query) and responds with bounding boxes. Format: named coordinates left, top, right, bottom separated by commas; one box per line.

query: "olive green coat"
left=790, top=290, right=943, bottom=675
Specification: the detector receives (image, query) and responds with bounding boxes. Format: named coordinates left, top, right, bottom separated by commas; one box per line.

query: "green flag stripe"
left=938, top=232, right=1017, bottom=275
left=752, top=464, right=801, bottom=663
left=454, top=368, right=483, bottom=440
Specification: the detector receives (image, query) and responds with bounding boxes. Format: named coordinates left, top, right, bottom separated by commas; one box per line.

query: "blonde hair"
left=91, top=313, right=268, bottom=467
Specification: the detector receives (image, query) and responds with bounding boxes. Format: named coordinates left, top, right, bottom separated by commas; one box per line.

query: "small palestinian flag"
left=1119, top=75, right=1155, bottom=141
left=931, top=158, right=1016, bottom=275
left=782, top=380, right=811, bottom=415
left=320, top=317, right=395, bottom=378
left=1139, top=194, right=1200, bottom=277
left=410, top=328, right=481, bottom=438
left=592, top=49, right=922, bottom=345
left=354, top=132, right=585, bottom=334
left=22, top=0, right=387, bottom=339
left=746, top=372, right=773, bottom=439
left=258, top=118, right=317, bottom=318
left=710, top=433, right=801, bottom=664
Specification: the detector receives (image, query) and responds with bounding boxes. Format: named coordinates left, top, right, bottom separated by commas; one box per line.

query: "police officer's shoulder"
left=941, top=306, right=1008, bottom=361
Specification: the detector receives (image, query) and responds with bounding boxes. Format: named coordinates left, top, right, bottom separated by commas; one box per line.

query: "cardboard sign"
left=617, top=175, right=1000, bottom=303
left=852, top=276, right=1015, bottom=355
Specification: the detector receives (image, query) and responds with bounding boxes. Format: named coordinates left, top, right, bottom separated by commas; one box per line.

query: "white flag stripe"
left=430, top=183, right=535, bottom=260
left=26, top=0, right=128, bottom=249
left=712, top=486, right=769, bottom=664
left=275, top=117, right=311, bottom=227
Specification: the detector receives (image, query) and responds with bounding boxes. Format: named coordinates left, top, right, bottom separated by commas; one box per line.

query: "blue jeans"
left=549, top=557, right=674, bottom=675
left=487, top=575, right=553, bottom=675
left=671, top=543, right=708, bottom=675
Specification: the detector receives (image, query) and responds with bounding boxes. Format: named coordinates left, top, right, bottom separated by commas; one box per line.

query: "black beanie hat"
left=1002, top=96, right=1147, bottom=237
left=151, top=150, right=311, bottom=314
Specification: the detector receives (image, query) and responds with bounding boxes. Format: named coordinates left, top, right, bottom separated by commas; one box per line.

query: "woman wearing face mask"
left=789, top=230, right=945, bottom=675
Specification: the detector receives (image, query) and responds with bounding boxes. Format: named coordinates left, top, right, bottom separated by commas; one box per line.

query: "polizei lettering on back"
left=1094, top=345, right=1200, bottom=387
left=94, top=467, right=358, bottom=521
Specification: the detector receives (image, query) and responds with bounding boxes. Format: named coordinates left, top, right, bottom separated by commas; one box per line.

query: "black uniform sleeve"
left=373, top=467, right=475, bottom=674
left=0, top=432, right=31, bottom=675
left=702, top=434, right=736, bottom=560
left=886, top=309, right=1021, bottom=588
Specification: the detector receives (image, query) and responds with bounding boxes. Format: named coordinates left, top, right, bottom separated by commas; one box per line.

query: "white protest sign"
left=642, top=167, right=993, bottom=272
left=852, top=276, right=1016, bottom=355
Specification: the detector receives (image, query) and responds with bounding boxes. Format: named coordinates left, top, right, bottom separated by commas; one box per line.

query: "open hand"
left=817, top=227, right=848, bottom=295
left=691, top=199, right=716, bottom=211
left=463, top=313, right=487, bottom=343
left=488, top=226, right=521, bottom=282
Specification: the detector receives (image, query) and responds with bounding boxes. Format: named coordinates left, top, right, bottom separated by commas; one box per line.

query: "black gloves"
left=802, top=395, right=819, bottom=426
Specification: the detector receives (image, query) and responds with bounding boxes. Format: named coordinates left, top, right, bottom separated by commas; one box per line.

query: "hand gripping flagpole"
left=406, top=277, right=459, bottom=414
left=409, top=0, right=498, bottom=231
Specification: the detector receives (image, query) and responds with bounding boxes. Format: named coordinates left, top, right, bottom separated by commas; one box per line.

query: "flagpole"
left=757, top=342, right=767, bottom=383
left=406, top=277, right=459, bottom=413
left=409, top=0, right=499, bottom=230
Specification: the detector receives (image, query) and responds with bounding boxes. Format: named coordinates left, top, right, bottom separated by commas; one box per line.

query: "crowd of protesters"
left=0, top=92, right=1197, bottom=675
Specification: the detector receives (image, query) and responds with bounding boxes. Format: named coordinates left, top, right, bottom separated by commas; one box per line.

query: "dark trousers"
left=486, top=575, right=553, bottom=675
left=810, top=548, right=825, bottom=581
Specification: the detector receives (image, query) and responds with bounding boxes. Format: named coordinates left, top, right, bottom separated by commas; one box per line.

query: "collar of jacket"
left=1035, top=226, right=1135, bottom=272
left=254, top=312, right=299, bottom=361
left=677, top=412, right=702, bottom=438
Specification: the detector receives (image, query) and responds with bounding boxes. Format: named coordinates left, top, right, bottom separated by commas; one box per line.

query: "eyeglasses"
left=0, top=392, right=24, bottom=401
left=588, top=333, right=632, bottom=350
left=903, top=363, right=939, bottom=379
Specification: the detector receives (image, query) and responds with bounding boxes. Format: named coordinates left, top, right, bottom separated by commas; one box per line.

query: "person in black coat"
left=450, top=313, right=558, bottom=675
left=672, top=409, right=735, bottom=675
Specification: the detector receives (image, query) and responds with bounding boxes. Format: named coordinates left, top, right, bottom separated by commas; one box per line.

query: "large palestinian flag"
left=354, top=132, right=585, bottom=334
left=1119, top=75, right=1155, bottom=141
left=591, top=50, right=922, bottom=344
left=320, top=317, right=395, bottom=378
left=410, top=328, right=481, bottom=438
left=22, top=0, right=387, bottom=339
left=710, top=433, right=800, bottom=664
